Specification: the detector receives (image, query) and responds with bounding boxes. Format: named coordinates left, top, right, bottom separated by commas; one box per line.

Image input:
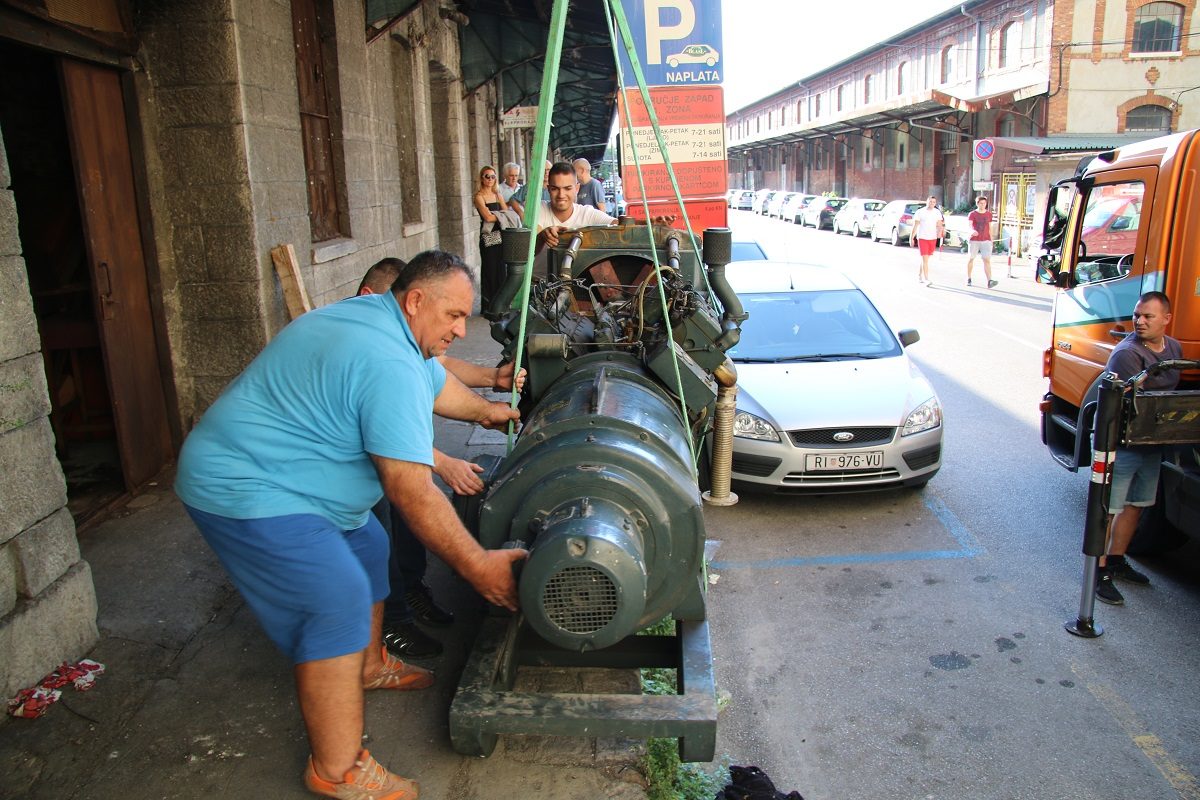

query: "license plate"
left=805, top=450, right=884, bottom=471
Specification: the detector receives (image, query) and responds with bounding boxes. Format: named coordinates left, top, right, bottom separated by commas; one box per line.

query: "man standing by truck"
left=1097, top=291, right=1183, bottom=605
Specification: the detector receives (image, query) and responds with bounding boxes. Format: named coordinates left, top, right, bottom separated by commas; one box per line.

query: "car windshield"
left=731, top=241, right=768, bottom=260
left=729, top=288, right=902, bottom=362
left=864, top=201, right=884, bottom=211
left=827, top=199, right=847, bottom=209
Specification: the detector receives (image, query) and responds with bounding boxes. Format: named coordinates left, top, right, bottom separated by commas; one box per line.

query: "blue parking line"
left=709, top=494, right=985, bottom=570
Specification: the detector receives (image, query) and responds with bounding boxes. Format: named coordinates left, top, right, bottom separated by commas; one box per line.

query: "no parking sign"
left=974, top=138, right=995, bottom=161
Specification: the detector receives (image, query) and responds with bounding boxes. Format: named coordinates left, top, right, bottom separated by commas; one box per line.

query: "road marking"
left=709, top=494, right=984, bottom=570
left=1073, top=663, right=1200, bottom=799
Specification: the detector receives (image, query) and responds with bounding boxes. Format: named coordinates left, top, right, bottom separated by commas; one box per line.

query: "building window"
left=1133, top=2, right=1183, bottom=53
left=940, top=45, right=955, bottom=83
left=897, top=62, right=908, bottom=94
left=836, top=85, right=844, bottom=111
left=796, top=100, right=804, bottom=123
left=864, top=75, right=874, bottom=104
left=998, top=115, right=1017, bottom=137
left=814, top=94, right=822, bottom=118
left=864, top=140, right=872, bottom=165
left=292, top=0, right=347, bottom=242
left=1125, top=104, right=1172, bottom=132
left=999, top=21, right=1021, bottom=67
left=898, top=139, right=906, bottom=167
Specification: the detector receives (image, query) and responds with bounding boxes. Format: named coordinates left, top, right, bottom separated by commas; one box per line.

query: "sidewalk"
left=0, top=315, right=649, bottom=800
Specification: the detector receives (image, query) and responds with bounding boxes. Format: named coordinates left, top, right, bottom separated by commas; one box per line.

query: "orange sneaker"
left=363, top=645, right=434, bottom=691
left=304, top=748, right=419, bottom=800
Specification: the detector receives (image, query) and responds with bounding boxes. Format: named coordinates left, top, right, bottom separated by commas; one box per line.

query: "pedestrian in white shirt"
left=910, top=195, right=945, bottom=286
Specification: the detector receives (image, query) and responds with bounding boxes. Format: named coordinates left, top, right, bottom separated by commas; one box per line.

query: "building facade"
left=0, top=0, right=505, bottom=698
left=727, top=0, right=1197, bottom=236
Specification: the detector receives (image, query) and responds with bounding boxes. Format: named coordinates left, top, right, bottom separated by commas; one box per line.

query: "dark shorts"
left=184, top=505, right=389, bottom=664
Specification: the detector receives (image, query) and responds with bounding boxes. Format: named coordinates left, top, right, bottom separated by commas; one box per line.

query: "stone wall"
left=0, top=131, right=98, bottom=700
left=134, top=0, right=495, bottom=425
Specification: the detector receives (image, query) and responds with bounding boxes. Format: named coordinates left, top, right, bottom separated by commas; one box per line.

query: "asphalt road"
left=703, top=209, right=1200, bottom=800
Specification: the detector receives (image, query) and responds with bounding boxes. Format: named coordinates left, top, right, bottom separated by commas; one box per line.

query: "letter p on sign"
left=644, top=0, right=696, bottom=64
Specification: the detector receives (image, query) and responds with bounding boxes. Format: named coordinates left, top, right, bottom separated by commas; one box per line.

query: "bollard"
left=1065, top=372, right=1124, bottom=638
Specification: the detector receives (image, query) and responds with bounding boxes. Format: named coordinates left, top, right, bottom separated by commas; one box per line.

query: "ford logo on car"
left=833, top=432, right=855, bottom=442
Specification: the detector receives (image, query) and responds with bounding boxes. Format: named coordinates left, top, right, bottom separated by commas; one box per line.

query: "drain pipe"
left=700, top=228, right=744, bottom=507
left=703, top=359, right=739, bottom=507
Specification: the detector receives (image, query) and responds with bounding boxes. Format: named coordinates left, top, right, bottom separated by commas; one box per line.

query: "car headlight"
left=733, top=410, right=780, bottom=442
left=902, top=398, right=942, bottom=436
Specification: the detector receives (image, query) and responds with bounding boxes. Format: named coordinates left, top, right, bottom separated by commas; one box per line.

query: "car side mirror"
left=898, top=329, right=920, bottom=347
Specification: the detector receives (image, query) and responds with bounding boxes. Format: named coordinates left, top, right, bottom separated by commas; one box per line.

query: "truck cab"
left=1036, top=129, right=1199, bottom=531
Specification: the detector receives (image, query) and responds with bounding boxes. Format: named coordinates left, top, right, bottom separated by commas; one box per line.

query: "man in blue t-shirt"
left=1095, top=291, right=1182, bottom=606
left=175, top=250, right=525, bottom=799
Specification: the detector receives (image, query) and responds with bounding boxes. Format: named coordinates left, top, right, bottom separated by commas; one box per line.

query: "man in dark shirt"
left=1096, top=291, right=1182, bottom=605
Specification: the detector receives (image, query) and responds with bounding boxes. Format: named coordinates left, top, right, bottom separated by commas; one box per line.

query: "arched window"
left=897, top=62, right=908, bottom=94
left=940, top=45, right=955, bottom=83
left=864, top=75, right=874, bottom=104
left=1126, top=104, right=1171, bottom=132
left=836, top=84, right=845, bottom=111
left=814, top=93, right=822, bottom=118
left=999, top=21, right=1021, bottom=67
left=1133, top=2, right=1184, bottom=53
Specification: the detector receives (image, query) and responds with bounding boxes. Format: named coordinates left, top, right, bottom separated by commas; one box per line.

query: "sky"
left=720, top=1, right=962, bottom=112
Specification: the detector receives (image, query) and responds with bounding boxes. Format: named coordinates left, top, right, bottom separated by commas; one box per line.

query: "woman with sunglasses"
left=473, top=165, right=510, bottom=312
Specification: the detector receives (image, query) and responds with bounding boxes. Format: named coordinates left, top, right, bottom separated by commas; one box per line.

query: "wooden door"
left=59, top=59, right=172, bottom=489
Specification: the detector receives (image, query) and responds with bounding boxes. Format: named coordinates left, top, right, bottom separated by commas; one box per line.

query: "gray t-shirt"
left=1106, top=332, right=1183, bottom=390
left=576, top=178, right=605, bottom=210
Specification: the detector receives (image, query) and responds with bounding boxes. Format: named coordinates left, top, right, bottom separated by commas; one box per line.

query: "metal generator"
left=449, top=222, right=744, bottom=762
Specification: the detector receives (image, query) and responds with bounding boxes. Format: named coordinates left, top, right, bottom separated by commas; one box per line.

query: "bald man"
left=573, top=158, right=606, bottom=213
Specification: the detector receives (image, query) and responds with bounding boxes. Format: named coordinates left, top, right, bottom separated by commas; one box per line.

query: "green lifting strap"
left=504, top=0, right=709, bottom=474
left=504, top=0, right=570, bottom=453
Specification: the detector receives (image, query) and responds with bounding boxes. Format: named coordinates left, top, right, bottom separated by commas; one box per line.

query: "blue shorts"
left=184, top=505, right=390, bottom=664
left=1107, top=448, right=1162, bottom=514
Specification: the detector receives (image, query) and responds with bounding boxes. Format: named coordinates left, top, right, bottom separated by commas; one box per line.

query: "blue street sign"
left=617, top=0, right=724, bottom=87
left=974, top=139, right=995, bottom=161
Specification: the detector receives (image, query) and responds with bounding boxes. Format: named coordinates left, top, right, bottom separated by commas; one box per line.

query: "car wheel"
left=706, top=57, right=716, bottom=66
left=852, top=223, right=861, bottom=237
left=890, top=227, right=901, bottom=246
left=668, top=57, right=679, bottom=67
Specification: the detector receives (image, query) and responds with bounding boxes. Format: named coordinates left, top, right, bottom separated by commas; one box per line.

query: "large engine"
left=474, top=222, right=743, bottom=650
left=449, top=221, right=742, bottom=761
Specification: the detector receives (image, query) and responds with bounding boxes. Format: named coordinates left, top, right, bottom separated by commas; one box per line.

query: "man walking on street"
left=1095, top=291, right=1182, bottom=605
left=910, top=195, right=944, bottom=286
left=966, top=195, right=998, bottom=288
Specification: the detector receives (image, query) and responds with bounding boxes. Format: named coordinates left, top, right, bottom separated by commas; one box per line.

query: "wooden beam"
left=270, top=244, right=312, bottom=320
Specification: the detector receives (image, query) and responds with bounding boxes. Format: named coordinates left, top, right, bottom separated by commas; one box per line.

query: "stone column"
left=0, top=130, right=99, bottom=699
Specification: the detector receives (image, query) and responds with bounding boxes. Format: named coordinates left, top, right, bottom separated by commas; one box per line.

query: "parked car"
left=833, top=198, right=885, bottom=237
left=721, top=262, right=943, bottom=493
left=767, top=192, right=797, bottom=219
left=941, top=212, right=974, bottom=251
left=801, top=196, right=848, bottom=229
left=731, top=240, right=768, bottom=260
left=750, top=189, right=775, bottom=215
left=753, top=190, right=779, bottom=215
left=726, top=189, right=741, bottom=207
left=781, top=193, right=816, bottom=224
left=870, top=199, right=925, bottom=245
left=732, top=190, right=755, bottom=211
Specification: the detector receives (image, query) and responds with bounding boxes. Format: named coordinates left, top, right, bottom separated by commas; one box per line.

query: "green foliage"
left=637, top=617, right=729, bottom=799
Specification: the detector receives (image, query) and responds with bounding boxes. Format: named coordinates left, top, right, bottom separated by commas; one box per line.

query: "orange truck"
left=1036, top=128, right=1199, bottom=536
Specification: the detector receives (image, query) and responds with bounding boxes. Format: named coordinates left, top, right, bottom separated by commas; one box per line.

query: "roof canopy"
left=457, top=0, right=618, bottom=164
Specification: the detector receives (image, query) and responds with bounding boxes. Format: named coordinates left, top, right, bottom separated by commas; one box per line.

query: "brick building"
left=727, top=0, right=1198, bottom=245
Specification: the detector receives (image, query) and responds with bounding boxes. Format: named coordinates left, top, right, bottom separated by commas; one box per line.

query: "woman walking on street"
left=473, top=165, right=509, bottom=313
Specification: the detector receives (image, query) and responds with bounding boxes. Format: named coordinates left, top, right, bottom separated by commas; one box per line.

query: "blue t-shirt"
left=175, top=292, right=447, bottom=530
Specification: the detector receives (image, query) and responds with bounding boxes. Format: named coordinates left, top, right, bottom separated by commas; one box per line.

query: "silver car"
left=723, top=262, right=943, bottom=493
left=870, top=199, right=925, bottom=246
left=833, top=198, right=885, bottom=237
